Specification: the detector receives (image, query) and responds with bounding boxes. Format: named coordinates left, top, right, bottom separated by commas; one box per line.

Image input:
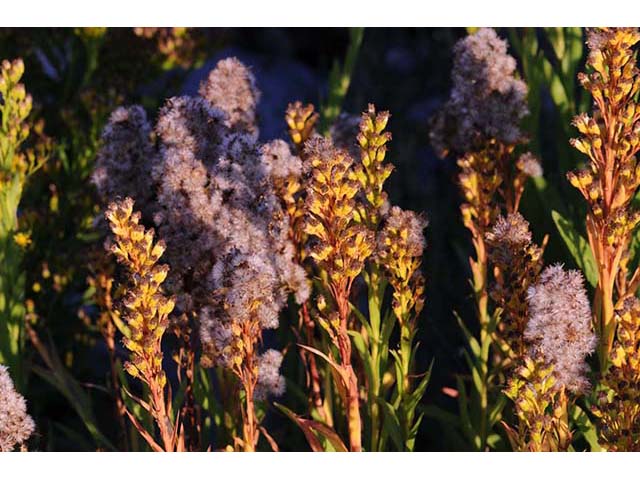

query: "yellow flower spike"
left=285, top=101, right=318, bottom=151
left=504, top=356, right=570, bottom=452
left=593, top=297, right=640, bottom=451
left=106, top=197, right=177, bottom=451
left=378, top=207, right=427, bottom=329
left=304, top=137, right=374, bottom=289
left=568, top=28, right=640, bottom=372
left=302, top=136, right=374, bottom=452
left=355, top=104, right=394, bottom=229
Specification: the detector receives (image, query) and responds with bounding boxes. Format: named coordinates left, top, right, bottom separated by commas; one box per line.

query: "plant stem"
left=366, top=265, right=384, bottom=451
left=336, top=283, right=362, bottom=452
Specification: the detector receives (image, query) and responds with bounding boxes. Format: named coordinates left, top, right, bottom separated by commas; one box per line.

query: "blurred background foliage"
left=0, top=27, right=593, bottom=450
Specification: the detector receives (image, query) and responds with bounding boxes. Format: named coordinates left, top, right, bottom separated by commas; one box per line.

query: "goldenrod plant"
left=593, top=297, right=640, bottom=450
left=376, top=206, right=428, bottom=451
left=567, top=28, right=640, bottom=372
left=106, top=198, right=179, bottom=452
left=430, top=28, right=541, bottom=451
left=355, top=105, right=394, bottom=451
left=282, top=101, right=328, bottom=420
left=302, top=136, right=375, bottom=452
left=8, top=27, right=640, bottom=453
left=279, top=102, right=429, bottom=452
left=0, top=58, right=49, bottom=389
left=503, top=265, right=596, bottom=451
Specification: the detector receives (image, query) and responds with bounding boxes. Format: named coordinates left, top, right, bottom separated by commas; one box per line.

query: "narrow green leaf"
left=380, top=400, right=403, bottom=451
left=274, top=403, right=348, bottom=452
left=571, top=404, right=605, bottom=452
left=551, top=209, right=598, bottom=286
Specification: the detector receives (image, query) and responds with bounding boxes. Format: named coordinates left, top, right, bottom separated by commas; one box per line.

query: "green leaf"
left=456, top=376, right=475, bottom=445
left=454, top=312, right=481, bottom=359
left=571, top=404, right=605, bottom=452
left=274, top=403, right=348, bottom=452
left=551, top=209, right=598, bottom=286
left=33, top=365, right=115, bottom=451
left=348, top=329, right=376, bottom=392
left=488, top=393, right=507, bottom=429
left=407, top=361, right=433, bottom=413
left=380, top=400, right=404, bottom=451
left=350, top=301, right=372, bottom=339
left=320, top=27, right=365, bottom=133
left=420, top=404, right=460, bottom=428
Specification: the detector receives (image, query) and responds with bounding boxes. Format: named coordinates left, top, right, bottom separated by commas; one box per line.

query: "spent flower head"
left=430, top=28, right=529, bottom=157
left=486, top=213, right=544, bottom=359
left=199, top=57, right=261, bottom=136
left=92, top=106, right=156, bottom=216
left=525, top=264, right=596, bottom=393
left=255, top=349, right=286, bottom=401
left=0, top=365, right=35, bottom=452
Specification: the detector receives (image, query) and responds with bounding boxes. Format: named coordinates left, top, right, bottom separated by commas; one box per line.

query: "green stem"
left=320, top=27, right=365, bottom=134
left=366, top=265, right=384, bottom=452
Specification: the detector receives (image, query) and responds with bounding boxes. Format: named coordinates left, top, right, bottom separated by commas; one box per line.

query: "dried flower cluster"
left=486, top=213, right=545, bottom=359
left=567, top=27, right=640, bottom=369
left=430, top=28, right=529, bottom=158
left=255, top=349, right=286, bottom=401
left=92, top=106, right=156, bottom=218
left=0, top=365, right=34, bottom=452
left=198, top=57, right=261, bottom=136
left=157, top=121, right=306, bottom=375
left=593, top=297, right=640, bottom=450
left=503, top=264, right=595, bottom=452
left=525, top=264, right=596, bottom=393
left=95, top=57, right=309, bottom=451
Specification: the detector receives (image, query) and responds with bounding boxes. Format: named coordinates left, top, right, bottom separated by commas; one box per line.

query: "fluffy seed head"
left=517, top=152, right=543, bottom=178
left=92, top=106, right=157, bottom=217
left=255, top=349, right=286, bottom=400
left=430, top=28, right=529, bottom=157
left=486, top=212, right=532, bottom=258
left=199, top=57, right=261, bottom=135
left=525, top=264, right=596, bottom=393
left=0, top=365, right=35, bottom=452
